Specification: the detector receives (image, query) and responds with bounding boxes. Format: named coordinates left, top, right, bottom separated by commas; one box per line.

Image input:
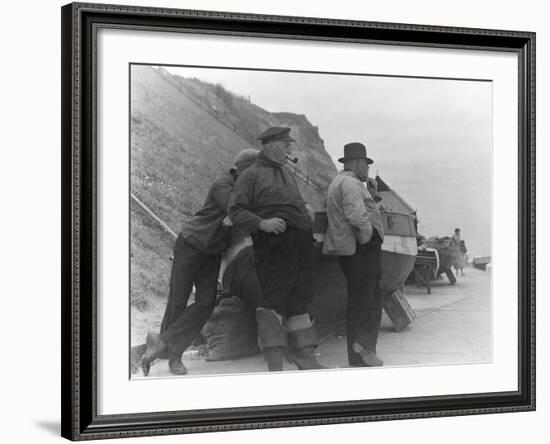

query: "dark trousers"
left=338, top=231, right=383, bottom=364
left=251, top=228, right=314, bottom=318
left=160, top=234, right=221, bottom=356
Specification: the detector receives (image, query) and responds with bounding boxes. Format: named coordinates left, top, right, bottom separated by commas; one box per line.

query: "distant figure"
left=229, top=126, right=324, bottom=372
left=449, top=228, right=463, bottom=279
left=323, top=142, right=385, bottom=367
left=455, top=240, right=468, bottom=276
left=141, top=149, right=259, bottom=377
left=452, top=228, right=461, bottom=245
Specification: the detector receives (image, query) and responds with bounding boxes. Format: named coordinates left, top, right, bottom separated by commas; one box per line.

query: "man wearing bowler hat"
left=228, top=126, right=324, bottom=372
left=323, top=142, right=385, bottom=367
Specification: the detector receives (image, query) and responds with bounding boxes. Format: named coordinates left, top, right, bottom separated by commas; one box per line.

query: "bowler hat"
left=338, top=142, right=374, bottom=164
left=257, top=127, right=295, bottom=144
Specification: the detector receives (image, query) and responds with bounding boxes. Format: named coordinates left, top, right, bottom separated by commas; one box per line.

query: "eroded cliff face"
left=130, top=65, right=337, bottom=341
left=132, top=66, right=337, bottom=228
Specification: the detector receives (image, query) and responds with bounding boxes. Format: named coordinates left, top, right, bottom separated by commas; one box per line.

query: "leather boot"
left=168, top=357, right=188, bottom=375
left=351, top=342, right=383, bottom=367
left=141, top=332, right=167, bottom=376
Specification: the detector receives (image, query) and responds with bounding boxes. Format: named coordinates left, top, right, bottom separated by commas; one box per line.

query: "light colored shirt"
left=322, top=170, right=384, bottom=256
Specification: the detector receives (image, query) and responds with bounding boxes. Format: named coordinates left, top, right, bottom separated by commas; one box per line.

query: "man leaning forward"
left=141, top=149, right=259, bottom=376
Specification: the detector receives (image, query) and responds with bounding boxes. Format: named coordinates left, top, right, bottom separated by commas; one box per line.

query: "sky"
left=165, top=66, right=492, bottom=258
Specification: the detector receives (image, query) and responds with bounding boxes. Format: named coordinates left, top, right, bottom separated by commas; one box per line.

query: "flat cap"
left=257, top=126, right=295, bottom=144
left=234, top=148, right=259, bottom=170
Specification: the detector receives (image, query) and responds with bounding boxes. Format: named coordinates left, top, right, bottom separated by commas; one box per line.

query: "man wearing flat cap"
left=141, top=149, right=259, bottom=376
left=323, top=142, right=385, bottom=367
left=228, top=127, right=324, bottom=371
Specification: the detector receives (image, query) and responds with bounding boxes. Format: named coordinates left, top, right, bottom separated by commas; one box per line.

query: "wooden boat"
left=472, top=256, right=491, bottom=271
left=218, top=175, right=418, bottom=339
left=131, top=173, right=420, bottom=366
left=374, top=176, right=419, bottom=296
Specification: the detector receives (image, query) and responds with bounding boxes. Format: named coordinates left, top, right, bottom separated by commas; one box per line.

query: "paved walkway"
left=137, top=267, right=491, bottom=378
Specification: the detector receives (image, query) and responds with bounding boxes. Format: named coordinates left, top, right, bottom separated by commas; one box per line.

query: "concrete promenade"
left=138, top=267, right=492, bottom=377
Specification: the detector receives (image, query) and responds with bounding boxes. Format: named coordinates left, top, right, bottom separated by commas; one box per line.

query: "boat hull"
left=203, top=210, right=418, bottom=360
left=381, top=250, right=417, bottom=294
left=221, top=235, right=417, bottom=337
left=380, top=235, right=418, bottom=295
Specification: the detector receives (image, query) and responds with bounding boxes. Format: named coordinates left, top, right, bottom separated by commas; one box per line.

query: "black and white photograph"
left=130, top=64, right=492, bottom=378
left=2, top=0, right=546, bottom=441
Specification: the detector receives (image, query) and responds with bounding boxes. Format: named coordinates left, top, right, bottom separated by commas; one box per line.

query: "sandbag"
left=201, top=296, right=260, bottom=361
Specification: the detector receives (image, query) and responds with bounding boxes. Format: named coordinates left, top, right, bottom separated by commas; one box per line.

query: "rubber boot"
left=263, top=347, right=285, bottom=371
left=286, top=314, right=326, bottom=370
left=288, top=346, right=325, bottom=370
left=256, top=308, right=288, bottom=372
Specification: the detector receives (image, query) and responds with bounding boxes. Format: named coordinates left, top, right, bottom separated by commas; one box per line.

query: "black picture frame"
left=61, top=2, right=536, bottom=440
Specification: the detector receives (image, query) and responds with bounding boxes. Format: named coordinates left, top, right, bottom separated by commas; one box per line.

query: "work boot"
left=141, top=332, right=166, bottom=376
left=351, top=342, right=383, bottom=367
left=168, top=357, right=188, bottom=375
left=288, top=346, right=325, bottom=370
left=263, top=347, right=284, bottom=371
left=286, top=314, right=326, bottom=370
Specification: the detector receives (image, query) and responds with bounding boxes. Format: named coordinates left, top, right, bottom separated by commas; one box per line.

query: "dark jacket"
left=181, top=171, right=236, bottom=255
left=228, top=153, right=312, bottom=233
